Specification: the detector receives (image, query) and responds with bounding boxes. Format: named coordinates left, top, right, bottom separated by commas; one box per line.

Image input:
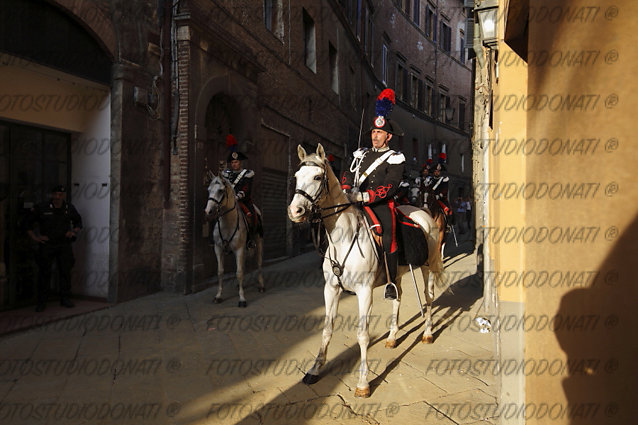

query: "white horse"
left=288, top=144, right=445, bottom=397
left=205, top=171, right=264, bottom=307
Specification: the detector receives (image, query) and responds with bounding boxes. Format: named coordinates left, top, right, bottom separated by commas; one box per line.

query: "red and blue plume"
left=226, top=134, right=238, bottom=152
left=375, top=88, right=396, bottom=117
left=438, top=152, right=447, bottom=163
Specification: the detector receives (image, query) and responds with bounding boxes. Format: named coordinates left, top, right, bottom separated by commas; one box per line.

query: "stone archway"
left=204, top=93, right=244, bottom=175
left=189, top=72, right=261, bottom=291
left=46, top=0, right=117, bottom=60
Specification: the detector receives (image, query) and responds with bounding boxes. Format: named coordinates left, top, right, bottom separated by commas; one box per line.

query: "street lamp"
left=476, top=0, right=498, bottom=49
left=445, top=106, right=455, bottom=123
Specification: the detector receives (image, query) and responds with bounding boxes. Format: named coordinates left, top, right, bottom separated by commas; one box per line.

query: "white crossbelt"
left=231, top=169, right=247, bottom=188
left=356, top=150, right=394, bottom=186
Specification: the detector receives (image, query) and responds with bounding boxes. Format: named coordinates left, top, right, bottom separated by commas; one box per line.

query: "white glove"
left=237, top=191, right=245, bottom=199
left=348, top=191, right=370, bottom=203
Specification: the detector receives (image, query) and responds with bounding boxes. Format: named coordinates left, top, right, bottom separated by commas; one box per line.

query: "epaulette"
left=244, top=170, right=255, bottom=178
left=388, top=152, right=405, bottom=164
left=352, top=148, right=368, bottom=158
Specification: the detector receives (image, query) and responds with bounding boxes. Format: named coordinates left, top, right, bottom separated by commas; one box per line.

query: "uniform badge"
left=232, top=152, right=238, bottom=160
left=374, top=116, right=385, bottom=128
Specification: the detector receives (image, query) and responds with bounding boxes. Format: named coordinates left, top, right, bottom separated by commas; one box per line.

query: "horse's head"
left=288, top=144, right=329, bottom=223
left=205, top=172, right=233, bottom=220
left=409, top=184, right=421, bottom=206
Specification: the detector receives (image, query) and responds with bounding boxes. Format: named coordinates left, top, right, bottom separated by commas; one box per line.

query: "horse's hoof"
left=354, top=386, right=370, bottom=398
left=422, top=335, right=434, bottom=344
left=258, top=287, right=266, bottom=293
left=385, top=340, right=397, bottom=348
left=213, top=297, right=223, bottom=304
left=302, top=373, right=320, bottom=385
left=238, top=301, right=247, bottom=308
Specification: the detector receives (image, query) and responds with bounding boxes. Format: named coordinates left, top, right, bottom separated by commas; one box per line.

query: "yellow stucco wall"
left=489, top=0, right=638, bottom=423
left=489, top=41, right=527, bottom=305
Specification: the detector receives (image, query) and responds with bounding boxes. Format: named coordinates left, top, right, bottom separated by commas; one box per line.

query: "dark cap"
left=52, top=185, right=66, bottom=193
left=369, top=116, right=404, bottom=136
left=227, top=151, right=248, bottom=162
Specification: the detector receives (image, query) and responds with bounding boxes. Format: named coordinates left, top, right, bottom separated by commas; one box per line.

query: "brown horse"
left=410, top=182, right=449, bottom=258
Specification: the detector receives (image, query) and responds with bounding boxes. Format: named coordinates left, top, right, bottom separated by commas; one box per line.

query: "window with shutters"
left=303, top=8, right=316, bottom=72
left=413, top=1, right=420, bottom=25
left=264, top=0, right=283, bottom=39
left=425, top=5, right=436, bottom=40
left=410, top=73, right=419, bottom=107
left=440, top=21, right=451, bottom=53
left=329, top=43, right=339, bottom=94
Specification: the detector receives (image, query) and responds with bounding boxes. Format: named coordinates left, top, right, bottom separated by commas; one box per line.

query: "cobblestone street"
left=0, top=234, right=497, bottom=425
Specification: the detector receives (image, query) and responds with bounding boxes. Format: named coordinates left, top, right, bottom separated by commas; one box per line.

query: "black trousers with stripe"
left=364, top=201, right=398, bottom=284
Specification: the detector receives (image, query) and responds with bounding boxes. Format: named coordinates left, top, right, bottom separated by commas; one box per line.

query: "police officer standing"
left=27, top=185, right=82, bottom=312
left=341, top=89, right=405, bottom=300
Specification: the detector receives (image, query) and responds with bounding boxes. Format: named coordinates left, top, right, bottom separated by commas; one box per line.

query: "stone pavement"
left=0, top=230, right=498, bottom=425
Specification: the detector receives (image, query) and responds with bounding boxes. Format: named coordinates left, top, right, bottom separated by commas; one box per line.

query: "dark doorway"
left=0, top=120, right=71, bottom=309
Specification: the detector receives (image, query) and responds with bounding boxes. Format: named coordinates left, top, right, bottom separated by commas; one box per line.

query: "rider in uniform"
left=341, top=89, right=405, bottom=300
left=26, top=185, right=82, bottom=312
left=415, top=162, right=433, bottom=209
left=395, top=170, right=412, bottom=206
left=222, top=144, right=261, bottom=248
left=427, top=156, right=451, bottom=217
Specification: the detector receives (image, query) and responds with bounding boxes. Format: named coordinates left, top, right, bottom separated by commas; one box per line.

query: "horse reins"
left=208, top=184, right=241, bottom=249
left=297, top=161, right=366, bottom=293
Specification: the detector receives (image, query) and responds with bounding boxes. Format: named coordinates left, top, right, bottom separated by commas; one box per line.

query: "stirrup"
left=384, top=282, right=398, bottom=301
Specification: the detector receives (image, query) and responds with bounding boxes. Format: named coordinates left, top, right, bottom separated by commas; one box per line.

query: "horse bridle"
left=207, top=180, right=240, bottom=249
left=295, top=161, right=365, bottom=293
left=295, top=161, right=353, bottom=222
left=207, top=181, right=236, bottom=218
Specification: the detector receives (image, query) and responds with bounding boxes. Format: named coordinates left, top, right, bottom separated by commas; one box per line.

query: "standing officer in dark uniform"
left=26, top=185, right=82, bottom=312
left=222, top=150, right=261, bottom=248
left=341, top=89, right=405, bottom=300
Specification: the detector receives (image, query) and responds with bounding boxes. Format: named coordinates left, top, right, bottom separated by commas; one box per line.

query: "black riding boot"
left=384, top=251, right=399, bottom=300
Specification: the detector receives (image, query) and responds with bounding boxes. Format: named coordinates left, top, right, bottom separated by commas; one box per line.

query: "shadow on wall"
left=555, top=214, right=638, bottom=425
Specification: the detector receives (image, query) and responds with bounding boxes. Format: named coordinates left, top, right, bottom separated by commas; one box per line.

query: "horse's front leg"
left=353, top=284, right=373, bottom=397
left=303, top=281, right=341, bottom=384
left=385, top=296, right=401, bottom=348
left=235, top=246, right=247, bottom=307
left=422, top=268, right=434, bottom=343
left=213, top=244, right=224, bottom=303
left=385, top=271, right=401, bottom=348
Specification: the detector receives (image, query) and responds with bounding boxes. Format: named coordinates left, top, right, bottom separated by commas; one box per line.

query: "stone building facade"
left=0, top=0, right=473, bottom=308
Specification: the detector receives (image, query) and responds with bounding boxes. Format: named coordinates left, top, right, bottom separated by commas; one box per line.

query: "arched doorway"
left=0, top=0, right=113, bottom=309
left=193, top=93, right=246, bottom=285
left=204, top=93, right=244, bottom=173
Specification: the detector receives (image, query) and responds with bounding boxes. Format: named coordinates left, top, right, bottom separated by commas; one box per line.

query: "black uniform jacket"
left=27, top=201, right=83, bottom=244
left=341, top=147, right=405, bottom=205
left=223, top=169, right=255, bottom=202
